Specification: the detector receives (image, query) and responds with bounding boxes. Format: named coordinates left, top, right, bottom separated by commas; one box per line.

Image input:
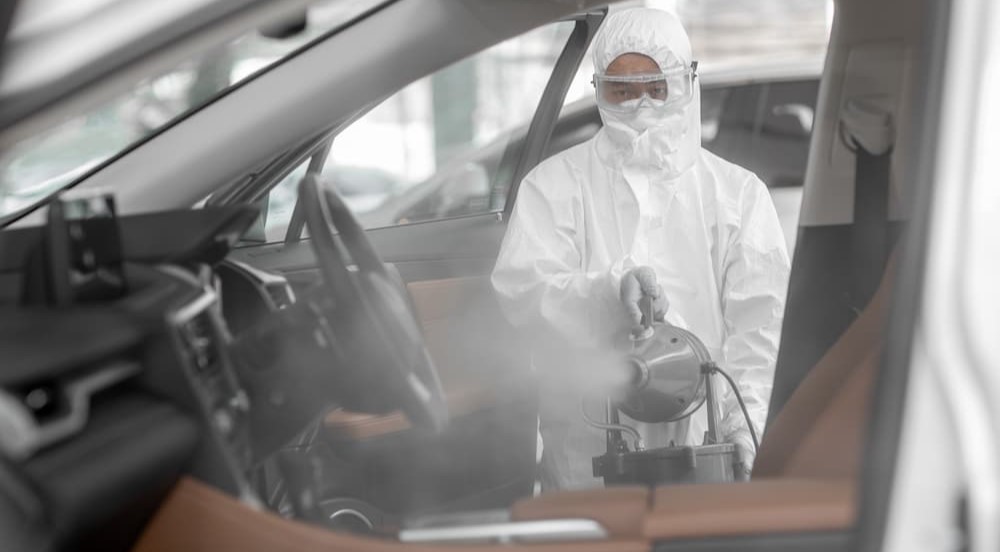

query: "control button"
left=268, top=390, right=286, bottom=407
left=24, top=388, right=52, bottom=411
left=213, top=409, right=234, bottom=435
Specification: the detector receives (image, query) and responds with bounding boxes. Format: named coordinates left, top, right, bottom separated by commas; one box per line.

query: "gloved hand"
left=619, top=266, right=669, bottom=332
left=729, top=430, right=756, bottom=482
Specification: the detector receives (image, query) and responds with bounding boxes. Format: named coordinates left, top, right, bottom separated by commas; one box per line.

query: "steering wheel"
left=299, top=174, right=448, bottom=432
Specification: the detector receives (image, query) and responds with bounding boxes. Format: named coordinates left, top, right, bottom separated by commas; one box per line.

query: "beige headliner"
left=799, top=0, right=926, bottom=225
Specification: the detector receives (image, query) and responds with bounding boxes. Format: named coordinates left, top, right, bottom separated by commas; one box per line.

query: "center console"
left=160, top=264, right=258, bottom=502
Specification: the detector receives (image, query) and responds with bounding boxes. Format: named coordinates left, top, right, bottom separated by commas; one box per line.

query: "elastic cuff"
left=723, top=428, right=755, bottom=451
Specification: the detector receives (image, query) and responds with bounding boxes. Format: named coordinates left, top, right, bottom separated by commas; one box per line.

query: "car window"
left=754, top=79, right=820, bottom=188
left=700, top=88, right=730, bottom=143
left=704, top=83, right=762, bottom=167
left=265, top=21, right=577, bottom=237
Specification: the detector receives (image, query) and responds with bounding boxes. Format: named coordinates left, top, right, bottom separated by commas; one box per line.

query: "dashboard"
left=0, top=205, right=316, bottom=551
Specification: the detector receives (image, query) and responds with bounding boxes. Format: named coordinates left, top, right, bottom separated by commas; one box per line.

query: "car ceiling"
left=7, top=0, right=615, bottom=227
left=0, top=0, right=319, bottom=149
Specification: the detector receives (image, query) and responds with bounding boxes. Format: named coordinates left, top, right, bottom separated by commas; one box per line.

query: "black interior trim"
left=21, top=391, right=199, bottom=552
left=0, top=307, right=146, bottom=385
left=0, top=206, right=258, bottom=274
left=654, top=531, right=850, bottom=552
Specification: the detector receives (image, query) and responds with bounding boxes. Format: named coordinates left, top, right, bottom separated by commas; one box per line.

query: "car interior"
left=0, top=0, right=942, bottom=551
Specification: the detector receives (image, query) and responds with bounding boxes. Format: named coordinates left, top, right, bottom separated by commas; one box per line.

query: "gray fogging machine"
left=586, top=297, right=760, bottom=487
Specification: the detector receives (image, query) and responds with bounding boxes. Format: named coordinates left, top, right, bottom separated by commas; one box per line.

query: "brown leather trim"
left=324, top=275, right=531, bottom=442
left=132, top=477, right=650, bottom=552
left=511, top=486, right=650, bottom=538
left=406, top=276, right=492, bottom=325
left=779, top=349, right=878, bottom=478
left=643, top=479, right=855, bottom=540
left=405, top=275, right=529, bottom=386
left=753, top=251, right=897, bottom=478
left=323, top=408, right=413, bottom=441
left=323, top=383, right=495, bottom=441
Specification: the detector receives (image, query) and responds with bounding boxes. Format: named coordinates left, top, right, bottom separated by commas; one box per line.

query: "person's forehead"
left=605, top=53, right=661, bottom=75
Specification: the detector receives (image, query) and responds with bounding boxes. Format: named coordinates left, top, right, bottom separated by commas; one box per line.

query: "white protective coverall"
left=491, top=8, right=790, bottom=490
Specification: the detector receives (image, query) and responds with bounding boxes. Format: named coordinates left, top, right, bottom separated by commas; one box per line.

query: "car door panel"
left=230, top=213, right=505, bottom=285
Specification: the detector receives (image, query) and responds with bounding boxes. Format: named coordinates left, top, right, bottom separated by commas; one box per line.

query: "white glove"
left=728, top=430, right=756, bottom=481
left=619, top=266, right=669, bottom=331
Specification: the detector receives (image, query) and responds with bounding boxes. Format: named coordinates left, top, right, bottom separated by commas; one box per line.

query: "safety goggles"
left=592, top=61, right=698, bottom=112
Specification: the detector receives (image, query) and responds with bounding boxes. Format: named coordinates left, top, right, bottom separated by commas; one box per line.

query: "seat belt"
left=841, top=97, right=895, bottom=310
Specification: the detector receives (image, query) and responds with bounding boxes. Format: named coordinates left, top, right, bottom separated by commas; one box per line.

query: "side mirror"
left=239, top=196, right=270, bottom=244
left=767, top=103, right=814, bottom=138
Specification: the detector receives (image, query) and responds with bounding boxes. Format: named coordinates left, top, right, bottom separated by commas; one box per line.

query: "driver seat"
left=320, top=274, right=538, bottom=516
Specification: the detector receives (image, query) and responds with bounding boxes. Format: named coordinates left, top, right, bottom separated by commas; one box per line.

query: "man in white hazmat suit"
left=491, top=7, right=790, bottom=490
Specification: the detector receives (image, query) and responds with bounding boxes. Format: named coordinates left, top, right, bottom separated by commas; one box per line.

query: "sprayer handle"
left=639, top=295, right=654, bottom=331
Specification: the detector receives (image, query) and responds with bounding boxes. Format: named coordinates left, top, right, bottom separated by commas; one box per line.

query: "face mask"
left=600, top=102, right=699, bottom=179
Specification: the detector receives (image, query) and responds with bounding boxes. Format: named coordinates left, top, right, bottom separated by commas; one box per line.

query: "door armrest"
left=643, top=478, right=855, bottom=540
left=509, top=479, right=854, bottom=542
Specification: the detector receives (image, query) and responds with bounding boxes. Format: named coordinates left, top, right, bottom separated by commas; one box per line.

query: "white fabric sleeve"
left=491, top=170, right=632, bottom=348
left=717, top=176, right=791, bottom=451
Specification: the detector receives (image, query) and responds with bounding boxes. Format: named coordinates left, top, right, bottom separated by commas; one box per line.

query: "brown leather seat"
left=324, top=382, right=499, bottom=441
left=323, top=275, right=533, bottom=441
left=511, top=253, right=897, bottom=540
left=751, top=260, right=892, bottom=479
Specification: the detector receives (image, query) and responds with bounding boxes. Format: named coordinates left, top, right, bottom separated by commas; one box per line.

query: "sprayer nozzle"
left=627, top=357, right=648, bottom=389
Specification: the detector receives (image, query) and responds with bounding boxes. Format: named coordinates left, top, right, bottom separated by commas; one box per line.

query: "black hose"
left=709, top=365, right=760, bottom=454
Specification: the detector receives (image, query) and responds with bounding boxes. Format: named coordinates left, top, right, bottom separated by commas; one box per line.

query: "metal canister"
left=616, top=297, right=712, bottom=423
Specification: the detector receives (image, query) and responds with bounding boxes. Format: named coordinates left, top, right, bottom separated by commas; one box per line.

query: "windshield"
left=0, top=0, right=385, bottom=224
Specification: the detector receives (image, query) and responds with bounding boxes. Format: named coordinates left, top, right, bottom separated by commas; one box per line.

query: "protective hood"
left=592, top=8, right=701, bottom=179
